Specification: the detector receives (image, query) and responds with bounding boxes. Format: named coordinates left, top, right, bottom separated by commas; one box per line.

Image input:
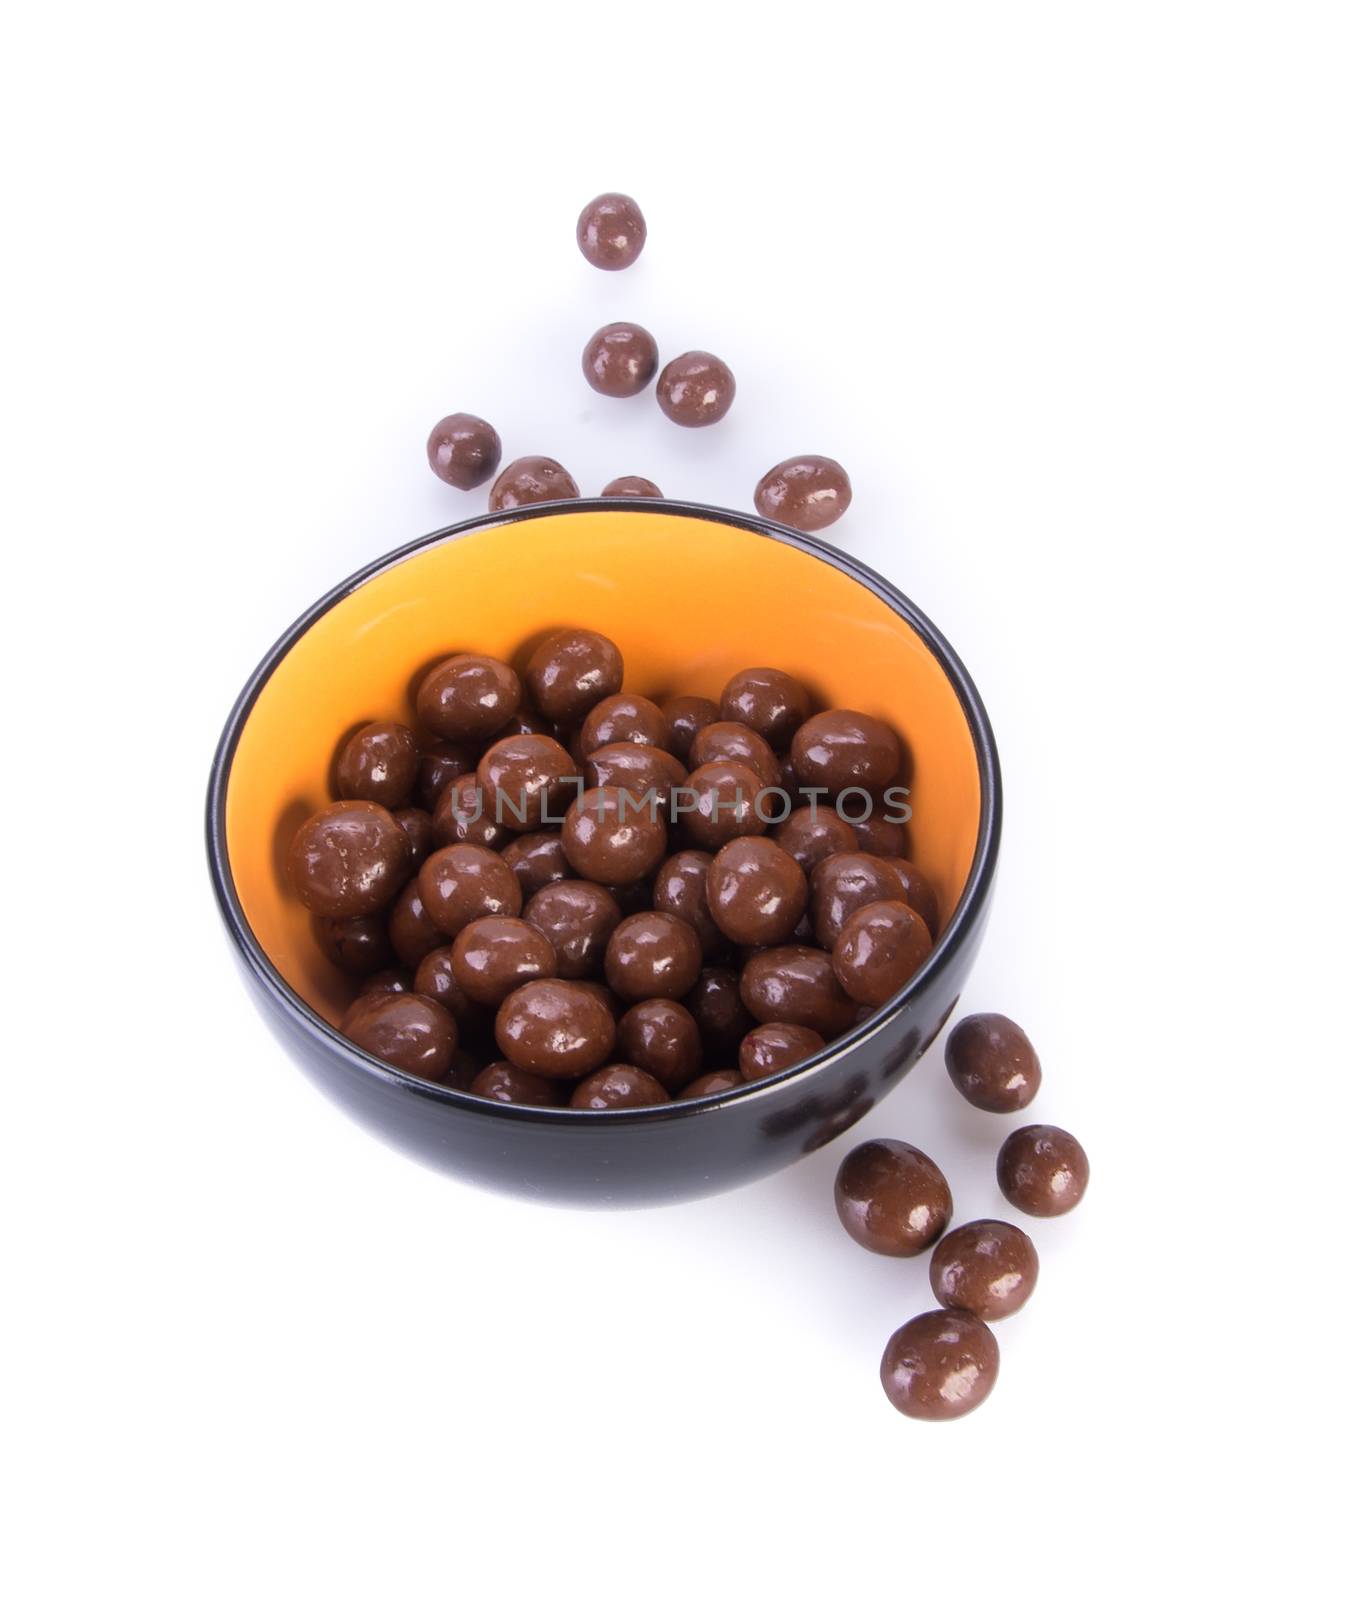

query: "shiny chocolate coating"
left=415, top=741, right=476, bottom=811
left=418, top=843, right=522, bottom=936
left=523, top=879, right=621, bottom=979
left=738, top=1022, right=824, bottom=1081
left=886, top=857, right=939, bottom=936
left=791, top=709, right=900, bottom=793
left=811, top=852, right=910, bottom=948
left=433, top=772, right=508, bottom=850
left=690, top=721, right=780, bottom=790
left=602, top=475, right=662, bottom=498
left=930, top=1221, right=1039, bottom=1321
left=617, top=999, right=702, bottom=1092
left=488, top=455, right=581, bottom=512
left=576, top=192, right=646, bottom=270
left=605, top=911, right=702, bottom=1001
left=719, top=668, right=811, bottom=751
left=500, top=706, right=555, bottom=739
left=661, top=695, right=719, bottom=762
left=579, top=693, right=670, bottom=755
left=335, top=721, right=419, bottom=808
left=772, top=805, right=856, bottom=875
left=562, top=785, right=668, bottom=886
left=417, top=654, right=522, bottom=742
left=582, top=322, right=659, bottom=397
left=687, top=967, right=753, bottom=1056
left=740, top=945, right=858, bottom=1038
left=477, top=734, right=580, bottom=831
left=570, top=1064, right=669, bottom=1109
left=832, top=899, right=933, bottom=1005
left=357, top=968, right=413, bottom=999
left=997, top=1125, right=1090, bottom=1217
left=495, top=978, right=617, bottom=1078
left=707, top=837, right=808, bottom=946
left=681, top=760, right=769, bottom=850
left=679, top=1070, right=742, bottom=1100
left=413, top=945, right=480, bottom=1027
left=754, top=455, right=852, bottom=532
left=312, top=912, right=393, bottom=978
left=656, top=350, right=735, bottom=427
left=343, top=991, right=457, bottom=1081
left=451, top=915, right=558, bottom=1007
left=288, top=801, right=409, bottom=917
left=652, top=850, right=725, bottom=957
left=584, top=741, right=687, bottom=804
left=392, top=806, right=436, bottom=868
left=835, top=1138, right=953, bottom=1256
left=524, top=628, right=623, bottom=724
left=426, top=412, right=502, bottom=490
left=849, top=812, right=908, bottom=860
left=501, top=831, right=570, bottom=898
left=386, top=879, right=447, bottom=968
left=470, top=1061, right=563, bottom=1107
left=945, top=1013, right=1042, bottom=1113
left=880, top=1310, right=999, bottom=1421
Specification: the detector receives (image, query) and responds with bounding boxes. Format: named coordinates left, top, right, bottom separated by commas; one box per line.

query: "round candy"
left=342, top=991, right=457, bottom=1081
left=469, top=1062, right=563, bottom=1106
left=887, top=857, right=939, bottom=937
left=997, top=1125, right=1090, bottom=1217
left=570, top=1064, right=669, bottom=1109
left=754, top=455, right=852, bottom=532
left=450, top=916, right=558, bottom=1007
left=945, top=1013, right=1042, bottom=1112
left=680, top=1070, right=742, bottom=1100
left=426, top=412, right=502, bottom=490
left=495, top=979, right=617, bottom=1078
left=417, top=843, right=522, bottom=936
left=312, top=912, right=393, bottom=977
left=791, top=709, right=900, bottom=793
left=707, top=837, right=808, bottom=946
left=413, top=946, right=480, bottom=1028
left=880, top=1310, right=999, bottom=1421
left=772, top=805, right=856, bottom=875
left=433, top=773, right=508, bottom=850
left=601, top=475, right=662, bottom=498
left=740, top=946, right=857, bottom=1038
left=831, top=899, right=932, bottom=1005
left=582, top=322, right=659, bottom=397
left=335, top=721, right=419, bottom=808
left=392, top=806, right=436, bottom=868
left=689, top=721, right=781, bottom=790
left=738, top=1022, right=824, bottom=1082
left=415, top=742, right=476, bottom=811
left=477, top=734, right=580, bottom=832
left=356, top=968, right=413, bottom=999
left=562, top=785, right=668, bottom=886
left=488, top=455, right=580, bottom=511
left=652, top=850, right=725, bottom=957
left=524, top=628, right=623, bottom=723
left=810, top=852, right=910, bottom=948
left=681, top=760, right=768, bottom=850
left=687, top=967, right=753, bottom=1056
left=417, top=654, right=521, bottom=742
left=834, top=1138, right=953, bottom=1256
left=719, top=667, right=811, bottom=751
left=661, top=695, right=718, bottom=762
left=500, top=831, right=570, bottom=898
left=656, top=351, right=736, bottom=427
left=617, top=999, right=702, bottom=1092
left=929, top=1221, right=1039, bottom=1321
left=579, top=693, right=670, bottom=755
left=523, top=879, right=621, bottom=978
left=849, top=812, right=908, bottom=860
left=605, top=911, right=702, bottom=1002
left=386, top=879, right=446, bottom=968
left=288, top=801, right=409, bottom=917
left=576, top=192, right=646, bottom=270
left=584, top=741, right=687, bottom=804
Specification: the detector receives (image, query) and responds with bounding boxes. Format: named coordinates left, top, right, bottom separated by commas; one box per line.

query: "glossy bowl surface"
left=207, top=501, right=1001, bottom=1205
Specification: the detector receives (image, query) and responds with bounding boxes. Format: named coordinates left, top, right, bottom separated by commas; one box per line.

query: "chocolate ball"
left=888, top=857, right=939, bottom=937
left=570, top=1064, right=669, bottom=1109
left=690, top=721, right=781, bottom=790
left=740, top=946, right=857, bottom=1038
left=417, top=654, right=522, bottom=742
left=524, top=628, right=623, bottom=723
left=719, top=668, right=811, bottom=751
left=488, top=455, right=580, bottom=511
left=880, top=1310, right=999, bottom=1421
left=679, top=1070, right=742, bottom=1100
left=583, top=322, right=659, bottom=397
left=495, top=979, right=617, bottom=1078
left=835, top=1139, right=953, bottom=1256
left=450, top=915, right=558, bottom=1007
left=656, top=351, right=736, bottom=427
left=661, top=695, right=719, bottom=762
left=501, top=831, right=570, bottom=898
left=687, top=967, right=753, bottom=1056
left=602, top=475, right=662, bottom=498
left=288, top=801, right=409, bottom=917
left=469, top=1062, right=563, bottom=1106
left=617, top=999, right=702, bottom=1092
left=433, top=772, right=509, bottom=850
left=523, top=879, right=621, bottom=979
left=681, top=760, right=769, bottom=850
left=335, top=720, right=419, bottom=808
left=312, top=912, right=393, bottom=977
left=708, top=837, right=808, bottom=946
left=810, top=852, right=909, bottom=948
left=652, top=850, right=725, bottom=957
left=415, top=741, right=476, bottom=812
left=357, top=968, right=413, bottom=999
left=772, top=805, right=856, bottom=875
left=754, top=455, right=852, bottom=532
left=413, top=945, right=481, bottom=1028
left=791, top=709, right=900, bottom=793
left=945, top=1013, right=1042, bottom=1112
left=418, top=843, right=522, bottom=936
left=343, top=991, right=457, bottom=1081
left=576, top=192, right=646, bottom=270
left=832, top=899, right=932, bottom=1005
left=562, top=785, right=668, bottom=886
left=930, top=1221, right=1039, bottom=1321
left=584, top=741, right=687, bottom=804
left=997, top=1125, right=1090, bottom=1217
left=579, top=693, right=670, bottom=755
left=605, top=911, right=702, bottom=1001
left=477, top=734, right=580, bottom=832
left=386, top=879, right=447, bottom=968
left=392, top=806, right=436, bottom=868
left=849, top=812, right=909, bottom=860
left=426, top=412, right=502, bottom=490
left=738, top=1022, right=824, bottom=1081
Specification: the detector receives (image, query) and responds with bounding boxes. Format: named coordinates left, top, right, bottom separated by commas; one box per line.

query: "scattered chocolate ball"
left=720, top=667, right=811, bottom=751
left=617, top=999, right=702, bottom=1093
left=500, top=831, right=570, bottom=898
left=690, top=721, right=781, bottom=790
left=661, top=695, right=719, bottom=761
left=392, top=806, right=436, bottom=868
left=680, top=1069, right=743, bottom=1100
left=772, top=805, right=856, bottom=875
left=417, top=654, right=522, bottom=743
left=656, top=351, right=736, bottom=428
left=525, top=628, right=624, bottom=723
left=312, top=912, right=393, bottom=978
left=562, top=785, right=668, bottom=886
left=997, top=1125, right=1090, bottom=1217
left=754, top=455, right=852, bottom=532
left=583, top=322, right=659, bottom=397
left=579, top=692, right=670, bottom=755
left=576, top=192, right=646, bottom=271
left=930, top=1221, right=1039, bottom=1321
left=495, top=978, right=617, bottom=1078
left=602, top=475, right=662, bottom=498
left=831, top=899, right=932, bottom=1006
left=740, top=945, right=857, bottom=1039
left=477, top=734, right=580, bottom=831
left=433, top=772, right=508, bottom=851
left=605, top=911, right=702, bottom=1002
left=387, top=879, right=447, bottom=968
left=426, top=412, right=502, bottom=490
left=488, top=455, right=580, bottom=511
left=811, top=852, right=913, bottom=949
left=335, top=721, right=419, bottom=808
left=451, top=915, right=558, bottom=1007
left=682, top=760, right=768, bottom=850
left=791, top=709, right=900, bottom=793
left=523, top=879, right=621, bottom=978
left=738, top=1022, right=824, bottom=1081
left=707, top=836, right=808, bottom=946
left=945, top=1013, right=1042, bottom=1113
left=470, top=1062, right=563, bottom=1106
left=418, top=843, right=522, bottom=936
left=652, top=850, right=725, bottom=956
left=834, top=1138, right=953, bottom=1256
left=342, top=991, right=457, bottom=1081
left=570, top=1064, right=669, bottom=1109
left=288, top=801, right=409, bottom=918
left=413, top=946, right=480, bottom=1028
left=880, top=1310, right=999, bottom=1421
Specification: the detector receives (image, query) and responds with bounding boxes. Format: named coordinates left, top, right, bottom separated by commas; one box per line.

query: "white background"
left=4, top=4, right=1352, bottom=1595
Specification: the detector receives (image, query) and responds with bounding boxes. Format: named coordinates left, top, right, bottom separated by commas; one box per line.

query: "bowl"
left=206, top=501, right=1001, bottom=1206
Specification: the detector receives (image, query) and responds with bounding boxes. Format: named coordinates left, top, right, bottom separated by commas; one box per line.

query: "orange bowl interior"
left=224, top=509, right=983, bottom=1026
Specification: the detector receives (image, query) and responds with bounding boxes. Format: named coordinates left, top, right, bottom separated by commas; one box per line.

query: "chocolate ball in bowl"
left=580, top=693, right=670, bottom=755
left=451, top=916, right=558, bottom=1007
left=810, top=852, right=910, bottom=948
left=335, top=721, right=420, bottom=808
left=772, top=805, right=856, bottom=876
left=523, top=879, right=621, bottom=978
left=605, top=911, right=703, bottom=1002
left=571, top=1065, right=669, bottom=1110
left=418, top=843, right=522, bottom=936
left=652, top=850, right=726, bottom=957
left=689, top=722, right=781, bottom=790
left=562, top=786, right=668, bottom=886
left=720, top=668, right=811, bottom=751
left=707, top=837, right=808, bottom=946
left=477, top=734, right=580, bottom=831
left=584, top=742, right=687, bottom=804
left=740, top=946, right=857, bottom=1039
left=433, top=773, right=509, bottom=850
left=738, top=1022, right=824, bottom=1081
left=524, top=629, right=623, bottom=724
left=500, top=831, right=570, bottom=898
left=417, top=654, right=521, bottom=743
left=831, top=900, right=932, bottom=1006
left=312, top=912, right=393, bottom=978
left=616, top=999, right=702, bottom=1093
left=681, top=760, right=768, bottom=850
left=343, top=991, right=457, bottom=1081
left=661, top=695, right=718, bottom=762
left=288, top=801, right=409, bottom=918
left=470, top=1062, right=564, bottom=1107
left=387, top=879, right=447, bottom=969
left=791, top=709, right=900, bottom=793
left=495, top=979, right=617, bottom=1078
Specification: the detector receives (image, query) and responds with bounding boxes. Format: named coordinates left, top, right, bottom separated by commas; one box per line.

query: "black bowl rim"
left=206, top=499, right=1002, bottom=1124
